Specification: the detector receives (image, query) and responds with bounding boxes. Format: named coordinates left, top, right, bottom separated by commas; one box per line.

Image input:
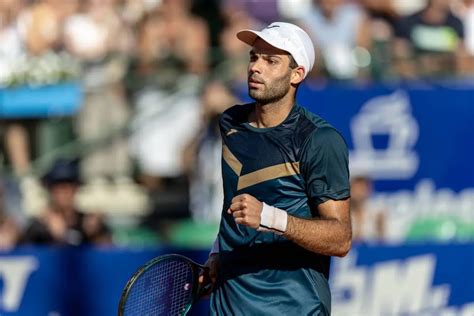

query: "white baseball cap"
left=237, top=22, right=315, bottom=78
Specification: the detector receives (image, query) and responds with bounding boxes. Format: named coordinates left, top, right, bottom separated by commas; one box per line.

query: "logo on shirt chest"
left=226, top=129, right=239, bottom=136
left=222, top=145, right=300, bottom=190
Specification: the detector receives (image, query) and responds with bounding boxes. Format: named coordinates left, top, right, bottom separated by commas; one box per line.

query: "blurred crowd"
left=1, top=0, right=474, bottom=250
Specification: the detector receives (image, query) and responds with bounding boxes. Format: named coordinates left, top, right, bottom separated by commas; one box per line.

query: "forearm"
left=284, top=214, right=352, bottom=257
left=228, top=194, right=352, bottom=257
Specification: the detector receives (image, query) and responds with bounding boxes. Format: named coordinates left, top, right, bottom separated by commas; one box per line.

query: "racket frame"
left=117, top=254, right=205, bottom=316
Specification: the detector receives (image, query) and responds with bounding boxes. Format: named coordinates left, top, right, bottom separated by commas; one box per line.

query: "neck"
left=423, top=5, right=448, bottom=23
left=250, top=94, right=295, bottom=128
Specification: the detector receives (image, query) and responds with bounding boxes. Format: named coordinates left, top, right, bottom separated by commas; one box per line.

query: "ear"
left=290, top=66, right=305, bottom=85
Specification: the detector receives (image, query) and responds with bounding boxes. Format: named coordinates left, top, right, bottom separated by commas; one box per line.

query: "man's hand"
left=44, top=211, right=67, bottom=241
left=227, top=194, right=263, bottom=229
left=199, top=253, right=220, bottom=298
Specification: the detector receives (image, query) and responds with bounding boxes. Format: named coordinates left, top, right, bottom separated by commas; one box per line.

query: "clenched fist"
left=227, top=194, right=263, bottom=229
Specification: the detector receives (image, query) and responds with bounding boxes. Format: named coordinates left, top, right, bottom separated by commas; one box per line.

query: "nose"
left=249, top=58, right=262, bottom=75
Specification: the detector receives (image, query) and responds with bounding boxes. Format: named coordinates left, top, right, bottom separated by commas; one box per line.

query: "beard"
left=248, top=70, right=292, bottom=105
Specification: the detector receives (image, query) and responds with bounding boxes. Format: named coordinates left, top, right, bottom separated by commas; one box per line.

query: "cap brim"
left=236, top=30, right=259, bottom=46
left=236, top=29, right=287, bottom=53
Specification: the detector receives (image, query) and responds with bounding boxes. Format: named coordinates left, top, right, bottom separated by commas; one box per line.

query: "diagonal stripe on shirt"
left=223, top=145, right=300, bottom=190
left=237, top=162, right=300, bottom=190
left=222, top=145, right=243, bottom=175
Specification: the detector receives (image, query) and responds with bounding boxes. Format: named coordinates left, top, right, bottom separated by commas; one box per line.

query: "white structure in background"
left=277, top=0, right=312, bottom=20
left=189, top=137, right=223, bottom=223
left=129, top=76, right=201, bottom=178
left=393, top=0, right=427, bottom=15
left=350, top=90, right=419, bottom=180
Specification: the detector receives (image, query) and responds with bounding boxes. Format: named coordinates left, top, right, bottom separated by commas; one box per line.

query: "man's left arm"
left=228, top=195, right=351, bottom=257
left=285, top=198, right=351, bottom=257
left=229, top=126, right=352, bottom=257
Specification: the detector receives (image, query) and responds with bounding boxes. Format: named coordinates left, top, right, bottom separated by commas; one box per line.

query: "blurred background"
left=0, top=0, right=473, bottom=315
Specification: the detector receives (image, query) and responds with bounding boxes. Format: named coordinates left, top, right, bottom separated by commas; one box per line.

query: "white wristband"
left=210, top=236, right=219, bottom=255
left=257, top=202, right=288, bottom=234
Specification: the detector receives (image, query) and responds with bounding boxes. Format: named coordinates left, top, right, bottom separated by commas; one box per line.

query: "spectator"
left=0, top=0, right=24, bottom=61
left=0, top=0, right=30, bottom=178
left=455, top=0, right=474, bottom=74
left=157, top=0, right=210, bottom=75
left=217, top=3, right=263, bottom=87
left=359, top=0, right=399, bottom=79
left=1, top=0, right=80, bottom=182
left=64, top=0, right=133, bottom=184
left=350, top=175, right=385, bottom=242
left=2, top=122, right=32, bottom=177
left=125, top=9, right=182, bottom=98
left=461, top=0, right=474, bottom=55
left=393, top=0, right=467, bottom=78
left=127, top=0, right=209, bottom=191
left=20, top=0, right=63, bottom=56
left=223, top=0, right=281, bottom=24
left=299, top=0, right=372, bottom=80
left=183, top=81, right=237, bottom=223
left=0, top=211, right=20, bottom=250
left=0, top=180, right=21, bottom=250
left=21, top=159, right=112, bottom=246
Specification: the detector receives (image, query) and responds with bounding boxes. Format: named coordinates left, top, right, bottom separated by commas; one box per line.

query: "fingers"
left=199, top=255, right=219, bottom=298
left=231, top=193, right=251, bottom=204
left=208, top=266, right=217, bottom=284
left=198, top=270, right=213, bottom=299
left=228, top=194, right=254, bottom=214
left=198, top=267, right=211, bottom=285
left=227, top=194, right=263, bottom=229
left=203, top=253, right=219, bottom=284
left=227, top=201, right=247, bottom=214
left=231, top=210, right=248, bottom=225
left=199, top=267, right=214, bottom=285
left=230, top=209, right=256, bottom=227
left=231, top=210, right=244, bottom=219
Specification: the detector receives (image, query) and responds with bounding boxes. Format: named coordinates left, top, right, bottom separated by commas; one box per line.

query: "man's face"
left=50, top=182, right=78, bottom=211
left=429, top=0, right=450, bottom=10
left=315, top=0, right=342, bottom=16
left=247, top=38, right=294, bottom=104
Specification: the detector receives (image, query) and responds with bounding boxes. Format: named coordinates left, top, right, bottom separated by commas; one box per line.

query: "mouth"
left=248, top=77, right=263, bottom=87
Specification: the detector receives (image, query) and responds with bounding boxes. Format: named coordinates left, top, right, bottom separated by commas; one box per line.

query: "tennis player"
left=205, top=22, right=351, bottom=315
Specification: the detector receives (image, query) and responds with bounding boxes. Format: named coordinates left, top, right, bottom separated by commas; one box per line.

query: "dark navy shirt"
left=210, top=103, right=350, bottom=315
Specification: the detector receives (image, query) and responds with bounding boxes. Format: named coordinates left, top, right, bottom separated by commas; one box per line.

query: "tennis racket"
left=118, top=254, right=210, bottom=316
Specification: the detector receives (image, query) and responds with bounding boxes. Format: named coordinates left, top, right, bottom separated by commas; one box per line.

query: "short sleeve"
left=300, top=127, right=350, bottom=205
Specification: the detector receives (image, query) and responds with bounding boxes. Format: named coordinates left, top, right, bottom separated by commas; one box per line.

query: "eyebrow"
left=249, top=50, right=284, bottom=60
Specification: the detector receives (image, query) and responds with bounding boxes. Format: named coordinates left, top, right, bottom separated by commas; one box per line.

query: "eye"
left=249, top=54, right=258, bottom=62
left=268, top=58, right=279, bottom=65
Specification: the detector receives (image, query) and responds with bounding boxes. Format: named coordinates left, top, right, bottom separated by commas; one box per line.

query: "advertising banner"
left=0, top=245, right=473, bottom=316
left=331, top=243, right=474, bottom=316
left=295, top=84, right=474, bottom=241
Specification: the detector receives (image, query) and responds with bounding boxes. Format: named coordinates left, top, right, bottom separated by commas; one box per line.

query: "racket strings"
left=123, top=258, right=195, bottom=315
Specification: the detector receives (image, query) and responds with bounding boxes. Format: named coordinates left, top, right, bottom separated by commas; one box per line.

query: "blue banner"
left=0, top=82, right=82, bottom=118
left=0, top=245, right=473, bottom=315
left=297, top=84, right=474, bottom=241
left=0, top=247, right=210, bottom=316
left=296, top=84, right=474, bottom=192
left=331, top=243, right=474, bottom=316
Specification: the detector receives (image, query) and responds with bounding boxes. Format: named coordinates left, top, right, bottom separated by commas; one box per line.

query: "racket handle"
left=198, top=282, right=213, bottom=298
